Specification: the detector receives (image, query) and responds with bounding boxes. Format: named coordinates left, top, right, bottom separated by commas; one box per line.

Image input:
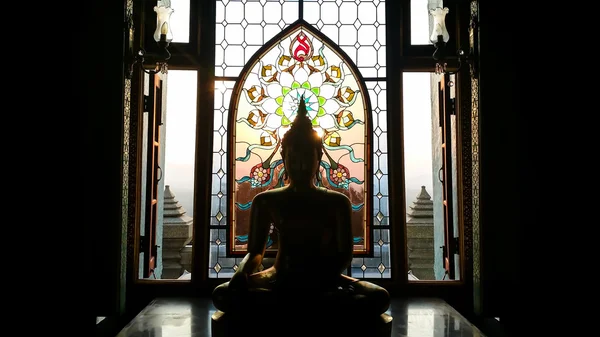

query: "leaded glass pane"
left=367, top=81, right=388, bottom=228
left=210, top=0, right=390, bottom=279
left=303, top=0, right=386, bottom=77
left=210, top=228, right=247, bottom=278
left=351, top=228, right=391, bottom=278
left=211, top=80, right=235, bottom=228
left=215, top=0, right=298, bottom=77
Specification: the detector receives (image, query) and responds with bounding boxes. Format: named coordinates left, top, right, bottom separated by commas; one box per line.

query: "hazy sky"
left=163, top=0, right=438, bottom=216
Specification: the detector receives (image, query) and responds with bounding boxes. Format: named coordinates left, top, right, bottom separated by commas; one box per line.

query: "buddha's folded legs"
left=212, top=281, right=276, bottom=313
left=345, top=280, right=391, bottom=315
left=212, top=278, right=390, bottom=316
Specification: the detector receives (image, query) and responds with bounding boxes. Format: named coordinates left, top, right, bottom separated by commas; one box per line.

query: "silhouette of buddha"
left=212, top=96, right=390, bottom=320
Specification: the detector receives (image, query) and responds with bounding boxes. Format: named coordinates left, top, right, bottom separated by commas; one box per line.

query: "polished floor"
left=114, top=297, right=492, bottom=337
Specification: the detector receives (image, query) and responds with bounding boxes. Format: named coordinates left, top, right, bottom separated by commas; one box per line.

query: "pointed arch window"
left=210, top=0, right=389, bottom=279
left=230, top=23, right=371, bottom=255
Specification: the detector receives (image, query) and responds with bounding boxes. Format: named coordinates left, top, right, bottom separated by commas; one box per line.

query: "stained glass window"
left=231, top=25, right=370, bottom=255
left=210, top=0, right=390, bottom=279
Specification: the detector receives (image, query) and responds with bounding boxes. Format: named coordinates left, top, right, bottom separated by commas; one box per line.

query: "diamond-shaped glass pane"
left=378, top=239, right=384, bottom=246
left=216, top=211, right=224, bottom=222
left=214, top=263, right=222, bottom=273
left=360, top=264, right=367, bottom=271
left=215, top=238, right=222, bottom=245
left=217, top=169, right=225, bottom=179
left=375, top=169, right=383, bottom=179
left=376, top=211, right=384, bottom=222
left=378, top=263, right=385, bottom=273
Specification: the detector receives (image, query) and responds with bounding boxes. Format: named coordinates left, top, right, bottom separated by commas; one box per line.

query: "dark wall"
left=477, top=1, right=531, bottom=332
left=82, top=0, right=126, bottom=326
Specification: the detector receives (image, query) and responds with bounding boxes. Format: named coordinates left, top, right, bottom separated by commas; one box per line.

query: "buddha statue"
left=211, top=96, right=391, bottom=335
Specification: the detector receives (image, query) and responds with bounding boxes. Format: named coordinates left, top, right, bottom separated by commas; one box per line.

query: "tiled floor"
left=114, top=297, right=490, bottom=336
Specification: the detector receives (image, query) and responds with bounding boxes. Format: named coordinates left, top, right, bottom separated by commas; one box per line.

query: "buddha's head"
left=280, top=95, right=323, bottom=185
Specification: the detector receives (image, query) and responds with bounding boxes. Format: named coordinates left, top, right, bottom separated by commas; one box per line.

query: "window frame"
left=223, top=20, right=376, bottom=260
left=126, top=0, right=476, bottom=299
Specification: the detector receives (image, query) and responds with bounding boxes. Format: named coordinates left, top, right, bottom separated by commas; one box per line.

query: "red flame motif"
left=290, top=32, right=313, bottom=62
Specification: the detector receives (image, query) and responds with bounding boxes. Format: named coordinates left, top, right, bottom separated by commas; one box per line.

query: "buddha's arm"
left=335, top=195, right=354, bottom=273
left=239, top=195, right=271, bottom=275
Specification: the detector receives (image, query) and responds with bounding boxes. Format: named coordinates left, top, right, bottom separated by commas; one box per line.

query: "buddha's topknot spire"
left=291, top=94, right=313, bottom=131
left=297, top=95, right=308, bottom=118
left=281, top=93, right=324, bottom=165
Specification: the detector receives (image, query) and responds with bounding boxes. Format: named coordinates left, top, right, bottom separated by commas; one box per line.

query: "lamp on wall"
left=429, top=6, right=478, bottom=76
left=125, top=1, right=174, bottom=79
left=430, top=7, right=450, bottom=74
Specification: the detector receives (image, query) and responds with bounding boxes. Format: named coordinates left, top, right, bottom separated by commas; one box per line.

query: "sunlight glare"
left=216, top=81, right=227, bottom=93
left=314, top=126, right=324, bottom=138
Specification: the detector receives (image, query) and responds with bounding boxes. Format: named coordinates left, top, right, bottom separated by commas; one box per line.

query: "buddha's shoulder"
left=251, top=187, right=288, bottom=203
left=318, top=187, right=351, bottom=205
left=252, top=186, right=350, bottom=204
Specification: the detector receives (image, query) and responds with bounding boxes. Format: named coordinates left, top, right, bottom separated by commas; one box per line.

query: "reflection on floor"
left=115, top=297, right=489, bottom=337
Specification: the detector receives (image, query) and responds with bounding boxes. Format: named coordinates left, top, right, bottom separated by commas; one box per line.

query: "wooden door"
left=438, top=73, right=457, bottom=279
left=142, top=74, right=163, bottom=278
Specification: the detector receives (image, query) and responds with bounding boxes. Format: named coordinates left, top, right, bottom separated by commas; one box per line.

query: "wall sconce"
left=430, top=7, right=450, bottom=74
left=125, top=2, right=174, bottom=79
left=429, top=6, right=478, bottom=76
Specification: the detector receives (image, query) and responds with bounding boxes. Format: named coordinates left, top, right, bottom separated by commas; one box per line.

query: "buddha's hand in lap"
left=229, top=272, right=248, bottom=291
left=338, top=283, right=355, bottom=294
